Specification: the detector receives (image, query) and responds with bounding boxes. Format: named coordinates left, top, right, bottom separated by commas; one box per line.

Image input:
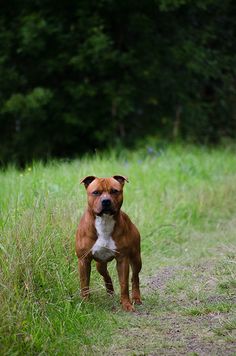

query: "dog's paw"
left=122, top=301, right=135, bottom=312
left=106, top=284, right=114, bottom=296
left=107, top=289, right=115, bottom=296
left=132, top=297, right=142, bottom=305
left=81, top=289, right=90, bottom=300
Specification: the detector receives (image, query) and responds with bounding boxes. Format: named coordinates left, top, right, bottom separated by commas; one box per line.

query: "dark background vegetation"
left=0, top=0, right=236, bottom=165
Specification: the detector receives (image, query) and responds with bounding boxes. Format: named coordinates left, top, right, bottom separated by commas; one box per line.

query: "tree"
left=0, top=0, right=236, bottom=165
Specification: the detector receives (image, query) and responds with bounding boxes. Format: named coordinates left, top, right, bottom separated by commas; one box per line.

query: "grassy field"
left=0, top=144, right=236, bottom=355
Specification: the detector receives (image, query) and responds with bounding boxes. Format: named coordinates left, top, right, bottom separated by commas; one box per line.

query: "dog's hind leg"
left=96, top=261, right=114, bottom=295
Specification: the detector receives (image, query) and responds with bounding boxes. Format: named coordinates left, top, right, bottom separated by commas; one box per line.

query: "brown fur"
left=75, top=176, right=142, bottom=311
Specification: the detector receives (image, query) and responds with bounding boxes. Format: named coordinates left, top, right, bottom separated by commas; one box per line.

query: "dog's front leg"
left=116, top=257, right=134, bottom=312
left=78, top=258, right=91, bottom=299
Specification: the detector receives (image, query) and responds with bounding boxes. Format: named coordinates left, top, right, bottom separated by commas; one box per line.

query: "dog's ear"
left=113, top=175, right=129, bottom=186
left=80, top=176, right=96, bottom=188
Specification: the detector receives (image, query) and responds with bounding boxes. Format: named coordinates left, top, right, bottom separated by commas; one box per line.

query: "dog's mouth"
left=97, top=207, right=116, bottom=216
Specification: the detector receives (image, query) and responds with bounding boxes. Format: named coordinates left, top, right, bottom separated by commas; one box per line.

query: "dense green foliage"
left=1, top=0, right=236, bottom=164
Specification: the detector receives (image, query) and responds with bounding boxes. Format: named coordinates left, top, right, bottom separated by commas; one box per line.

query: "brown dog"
left=75, top=175, right=142, bottom=311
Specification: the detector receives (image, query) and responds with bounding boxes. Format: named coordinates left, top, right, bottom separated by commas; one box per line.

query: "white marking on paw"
left=92, top=215, right=116, bottom=261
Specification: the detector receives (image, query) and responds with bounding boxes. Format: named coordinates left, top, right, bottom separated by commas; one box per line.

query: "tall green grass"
left=1, top=145, right=236, bottom=354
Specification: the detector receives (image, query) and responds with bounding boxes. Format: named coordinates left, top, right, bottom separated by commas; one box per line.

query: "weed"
left=1, top=145, right=236, bottom=354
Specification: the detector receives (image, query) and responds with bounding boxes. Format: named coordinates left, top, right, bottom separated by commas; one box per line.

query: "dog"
left=75, top=175, right=142, bottom=311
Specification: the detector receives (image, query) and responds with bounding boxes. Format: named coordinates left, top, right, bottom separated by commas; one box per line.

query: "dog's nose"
left=102, top=199, right=112, bottom=207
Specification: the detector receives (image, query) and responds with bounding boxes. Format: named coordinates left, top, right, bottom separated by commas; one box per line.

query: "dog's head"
left=80, top=175, right=128, bottom=216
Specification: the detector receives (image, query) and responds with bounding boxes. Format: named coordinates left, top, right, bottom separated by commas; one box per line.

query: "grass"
left=1, top=144, right=236, bottom=355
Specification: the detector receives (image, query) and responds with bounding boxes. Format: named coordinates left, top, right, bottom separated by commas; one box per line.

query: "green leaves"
left=0, top=0, right=236, bottom=165
left=3, top=88, right=53, bottom=119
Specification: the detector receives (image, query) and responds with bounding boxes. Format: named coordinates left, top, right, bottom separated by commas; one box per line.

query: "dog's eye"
left=110, top=189, right=119, bottom=194
left=92, top=190, right=101, bottom=196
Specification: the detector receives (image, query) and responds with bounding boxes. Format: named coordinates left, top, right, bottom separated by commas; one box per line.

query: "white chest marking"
left=92, top=215, right=116, bottom=261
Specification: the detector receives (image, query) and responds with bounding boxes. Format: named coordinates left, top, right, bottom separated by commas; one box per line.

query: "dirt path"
left=107, top=259, right=236, bottom=356
left=102, top=218, right=236, bottom=355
